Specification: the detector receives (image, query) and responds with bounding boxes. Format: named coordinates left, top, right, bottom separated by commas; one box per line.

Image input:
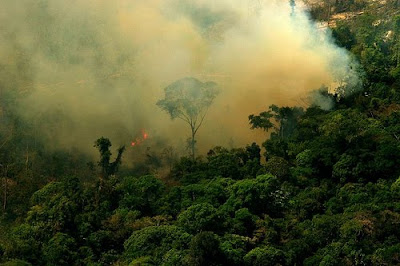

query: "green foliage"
left=28, top=178, right=81, bottom=228
left=160, top=178, right=233, bottom=218
left=223, top=174, right=283, bottom=216
left=162, top=249, right=189, bottom=266
left=391, top=176, right=400, bottom=198
left=118, top=175, right=165, bottom=216
left=220, top=234, right=248, bottom=265
left=372, top=244, right=400, bottom=265
left=123, top=225, right=191, bottom=264
left=94, top=137, right=125, bottom=178
left=4, top=224, right=42, bottom=264
left=243, top=246, right=286, bottom=266
left=207, top=147, right=243, bottom=178
left=42, top=233, right=77, bottom=266
left=187, top=232, right=224, bottom=266
left=265, top=156, right=290, bottom=179
left=177, top=203, right=222, bottom=234
left=248, top=111, right=274, bottom=132
left=170, top=157, right=208, bottom=184
left=0, top=260, right=32, bottom=266
left=249, top=105, right=304, bottom=140
left=332, top=22, right=356, bottom=50
left=231, top=208, right=258, bottom=236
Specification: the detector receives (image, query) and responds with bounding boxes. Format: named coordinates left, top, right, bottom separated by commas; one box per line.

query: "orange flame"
left=131, top=129, right=149, bottom=147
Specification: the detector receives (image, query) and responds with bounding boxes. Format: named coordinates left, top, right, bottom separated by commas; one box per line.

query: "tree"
left=42, top=233, right=78, bottom=266
left=248, top=111, right=274, bottom=133
left=177, top=203, right=222, bottom=234
left=222, top=174, right=282, bottom=216
left=207, top=147, right=243, bottom=179
left=244, top=246, right=286, bottom=266
left=123, top=225, right=191, bottom=264
left=332, top=21, right=356, bottom=51
left=157, top=77, right=219, bottom=160
left=246, top=143, right=261, bottom=163
left=265, top=156, right=290, bottom=179
left=94, top=137, right=125, bottom=178
left=249, top=105, right=304, bottom=140
left=117, top=175, right=165, bottom=216
left=188, top=232, right=224, bottom=266
left=1, top=163, right=13, bottom=214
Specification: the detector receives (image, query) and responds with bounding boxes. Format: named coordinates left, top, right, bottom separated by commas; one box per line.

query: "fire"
left=131, top=129, right=149, bottom=147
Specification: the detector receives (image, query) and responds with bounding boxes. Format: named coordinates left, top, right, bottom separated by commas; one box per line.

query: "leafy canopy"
left=157, top=77, right=219, bottom=124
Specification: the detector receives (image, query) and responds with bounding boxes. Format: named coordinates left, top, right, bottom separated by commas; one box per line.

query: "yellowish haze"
left=0, top=0, right=360, bottom=157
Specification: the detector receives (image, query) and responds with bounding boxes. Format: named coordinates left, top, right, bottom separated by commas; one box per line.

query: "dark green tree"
left=94, top=137, right=125, bottom=178
left=244, top=246, right=286, bottom=266
left=249, top=105, right=304, bottom=139
left=188, top=232, right=224, bottom=266
left=123, top=225, right=191, bottom=265
left=177, top=203, right=222, bottom=234
left=42, top=233, right=78, bottom=266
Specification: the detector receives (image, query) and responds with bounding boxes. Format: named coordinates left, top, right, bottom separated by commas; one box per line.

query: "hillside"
left=1, top=1, right=400, bottom=265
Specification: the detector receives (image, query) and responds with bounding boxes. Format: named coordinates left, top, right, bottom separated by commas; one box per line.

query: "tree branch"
left=177, top=111, right=191, bottom=125
left=194, top=107, right=209, bottom=135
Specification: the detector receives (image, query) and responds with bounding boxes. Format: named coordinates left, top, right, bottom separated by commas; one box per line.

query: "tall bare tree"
left=157, top=77, right=219, bottom=160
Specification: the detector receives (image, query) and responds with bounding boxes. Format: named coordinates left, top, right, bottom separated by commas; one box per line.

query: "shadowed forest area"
left=2, top=0, right=400, bottom=265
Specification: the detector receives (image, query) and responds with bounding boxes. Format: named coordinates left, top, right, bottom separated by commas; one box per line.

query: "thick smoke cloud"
left=0, top=0, right=360, bottom=157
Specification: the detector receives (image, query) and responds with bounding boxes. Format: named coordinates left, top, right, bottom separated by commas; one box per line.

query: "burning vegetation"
left=131, top=130, right=149, bottom=148
left=1, top=0, right=400, bottom=265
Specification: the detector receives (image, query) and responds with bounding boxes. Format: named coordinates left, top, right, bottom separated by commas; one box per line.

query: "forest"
left=1, top=0, right=400, bottom=265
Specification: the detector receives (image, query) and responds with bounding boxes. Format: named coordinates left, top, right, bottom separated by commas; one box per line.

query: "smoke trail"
left=0, top=0, right=360, bottom=156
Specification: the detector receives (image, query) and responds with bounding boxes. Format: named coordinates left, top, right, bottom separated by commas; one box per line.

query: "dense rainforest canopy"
left=2, top=1, right=400, bottom=265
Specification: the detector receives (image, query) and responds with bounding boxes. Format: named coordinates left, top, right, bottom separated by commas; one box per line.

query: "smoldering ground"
left=0, top=0, right=360, bottom=160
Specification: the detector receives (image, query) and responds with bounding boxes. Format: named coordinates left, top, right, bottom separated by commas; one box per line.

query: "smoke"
left=0, top=0, right=360, bottom=157
left=309, top=86, right=335, bottom=111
